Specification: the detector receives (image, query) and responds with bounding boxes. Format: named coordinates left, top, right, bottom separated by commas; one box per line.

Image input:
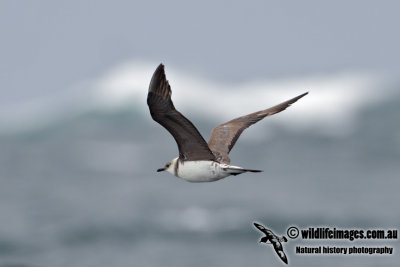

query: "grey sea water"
left=1, top=86, right=399, bottom=267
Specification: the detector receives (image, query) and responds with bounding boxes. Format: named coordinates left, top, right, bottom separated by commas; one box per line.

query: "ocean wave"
left=1, top=60, right=397, bottom=136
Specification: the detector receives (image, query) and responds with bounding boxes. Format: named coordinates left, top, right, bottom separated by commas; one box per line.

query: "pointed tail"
left=242, top=168, right=263, bottom=173
left=223, top=165, right=263, bottom=176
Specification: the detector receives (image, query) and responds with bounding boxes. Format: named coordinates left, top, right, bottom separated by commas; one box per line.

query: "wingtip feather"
left=156, top=63, right=164, bottom=71
left=293, top=91, right=308, bottom=101
left=284, top=91, right=308, bottom=107
left=148, top=63, right=171, bottom=97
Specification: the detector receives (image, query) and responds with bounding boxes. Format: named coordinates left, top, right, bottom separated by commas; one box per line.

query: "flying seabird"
left=147, top=64, right=307, bottom=182
left=253, top=222, right=289, bottom=264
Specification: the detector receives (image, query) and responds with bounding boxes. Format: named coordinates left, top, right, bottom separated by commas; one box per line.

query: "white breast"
left=176, top=160, right=230, bottom=182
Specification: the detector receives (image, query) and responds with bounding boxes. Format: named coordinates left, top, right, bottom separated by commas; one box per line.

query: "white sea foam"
left=0, top=60, right=395, bottom=136
left=93, top=61, right=391, bottom=136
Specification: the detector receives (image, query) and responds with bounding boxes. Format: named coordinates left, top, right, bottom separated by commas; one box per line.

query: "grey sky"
left=1, top=0, right=400, bottom=106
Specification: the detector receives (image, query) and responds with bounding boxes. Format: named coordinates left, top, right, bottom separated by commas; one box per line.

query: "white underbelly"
left=176, top=161, right=230, bottom=182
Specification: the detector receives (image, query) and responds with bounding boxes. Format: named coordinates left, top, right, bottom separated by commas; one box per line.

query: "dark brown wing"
left=147, top=64, right=216, bottom=161
left=209, top=92, right=308, bottom=164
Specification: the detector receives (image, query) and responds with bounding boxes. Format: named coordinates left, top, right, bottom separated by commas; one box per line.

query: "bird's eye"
left=166, top=163, right=170, bottom=168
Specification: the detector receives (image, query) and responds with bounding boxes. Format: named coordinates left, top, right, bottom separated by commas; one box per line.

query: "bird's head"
left=157, top=157, right=178, bottom=175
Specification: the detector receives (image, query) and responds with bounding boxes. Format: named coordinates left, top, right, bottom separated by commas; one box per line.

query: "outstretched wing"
left=147, top=64, right=216, bottom=161
left=253, top=222, right=270, bottom=235
left=208, top=92, right=308, bottom=164
left=273, top=243, right=289, bottom=264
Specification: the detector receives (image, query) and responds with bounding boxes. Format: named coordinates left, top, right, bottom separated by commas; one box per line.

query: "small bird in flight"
left=147, top=64, right=307, bottom=182
left=253, top=222, right=289, bottom=264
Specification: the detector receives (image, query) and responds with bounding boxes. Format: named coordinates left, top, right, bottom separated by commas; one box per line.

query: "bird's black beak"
left=157, top=167, right=165, bottom=172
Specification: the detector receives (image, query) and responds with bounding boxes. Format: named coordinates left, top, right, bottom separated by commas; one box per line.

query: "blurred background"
left=1, top=1, right=399, bottom=266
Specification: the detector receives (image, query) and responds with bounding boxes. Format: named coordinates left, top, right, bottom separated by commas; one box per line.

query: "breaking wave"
left=1, top=60, right=398, bottom=136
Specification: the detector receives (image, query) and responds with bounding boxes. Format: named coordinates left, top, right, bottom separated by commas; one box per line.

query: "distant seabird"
left=253, top=222, right=289, bottom=264
left=147, top=64, right=307, bottom=182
